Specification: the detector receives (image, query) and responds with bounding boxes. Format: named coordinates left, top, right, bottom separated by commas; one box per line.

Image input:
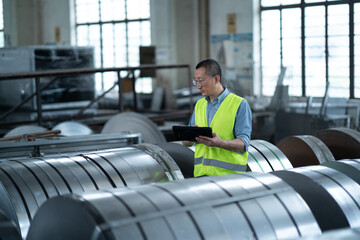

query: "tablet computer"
left=172, top=126, right=213, bottom=141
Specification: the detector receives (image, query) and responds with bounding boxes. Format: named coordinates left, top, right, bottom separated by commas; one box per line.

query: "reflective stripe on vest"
left=194, top=93, right=248, bottom=176
left=194, top=157, right=248, bottom=172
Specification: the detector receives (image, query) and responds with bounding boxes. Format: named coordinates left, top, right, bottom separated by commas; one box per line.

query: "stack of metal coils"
left=1, top=125, right=360, bottom=239
left=27, top=159, right=360, bottom=240
left=0, top=144, right=183, bottom=239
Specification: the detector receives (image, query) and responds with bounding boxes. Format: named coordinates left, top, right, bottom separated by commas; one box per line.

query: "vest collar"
left=205, top=87, right=230, bottom=103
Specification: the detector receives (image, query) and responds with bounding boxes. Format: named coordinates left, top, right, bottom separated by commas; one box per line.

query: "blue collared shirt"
left=189, top=88, right=252, bottom=152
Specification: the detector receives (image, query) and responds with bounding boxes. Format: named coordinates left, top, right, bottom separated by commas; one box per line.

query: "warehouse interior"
left=1, top=0, right=360, bottom=239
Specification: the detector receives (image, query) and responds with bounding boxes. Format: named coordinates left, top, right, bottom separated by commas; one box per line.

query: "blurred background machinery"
left=0, top=46, right=94, bottom=111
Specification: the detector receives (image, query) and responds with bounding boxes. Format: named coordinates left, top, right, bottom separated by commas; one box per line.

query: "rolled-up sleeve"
left=234, top=100, right=252, bottom=153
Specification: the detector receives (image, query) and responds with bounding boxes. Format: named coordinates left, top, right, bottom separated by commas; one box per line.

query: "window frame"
left=74, top=0, right=151, bottom=92
left=0, top=0, right=4, bottom=47
left=260, top=0, right=358, bottom=98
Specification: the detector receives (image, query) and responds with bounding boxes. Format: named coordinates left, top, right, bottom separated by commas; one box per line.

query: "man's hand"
left=182, top=140, right=194, bottom=146
left=196, top=133, right=245, bottom=152
left=195, top=132, right=221, bottom=147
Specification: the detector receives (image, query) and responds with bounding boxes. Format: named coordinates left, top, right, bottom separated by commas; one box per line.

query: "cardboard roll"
left=248, top=140, right=293, bottom=172
left=27, top=172, right=321, bottom=240
left=314, top=128, right=360, bottom=160
left=276, top=135, right=335, bottom=167
left=0, top=144, right=183, bottom=239
left=52, top=121, right=93, bottom=136
left=101, top=112, right=166, bottom=144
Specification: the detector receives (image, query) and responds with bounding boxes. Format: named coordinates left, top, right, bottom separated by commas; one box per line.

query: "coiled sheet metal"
left=27, top=172, right=323, bottom=240
left=248, top=140, right=293, bottom=172
left=101, top=112, right=166, bottom=144
left=0, top=208, right=21, bottom=240
left=156, top=142, right=195, bottom=178
left=321, top=159, right=360, bottom=184
left=276, top=135, right=335, bottom=167
left=273, top=164, right=360, bottom=231
left=28, top=160, right=360, bottom=240
left=296, top=227, right=360, bottom=240
left=181, top=139, right=293, bottom=174
left=314, top=128, right=360, bottom=160
left=4, top=125, right=48, bottom=138
left=0, top=144, right=183, bottom=239
left=52, top=121, right=93, bottom=136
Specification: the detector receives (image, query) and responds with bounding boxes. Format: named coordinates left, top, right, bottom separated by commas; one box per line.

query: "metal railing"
left=0, top=64, right=193, bottom=126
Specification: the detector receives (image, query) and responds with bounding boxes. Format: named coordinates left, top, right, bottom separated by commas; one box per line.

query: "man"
left=183, top=58, right=252, bottom=177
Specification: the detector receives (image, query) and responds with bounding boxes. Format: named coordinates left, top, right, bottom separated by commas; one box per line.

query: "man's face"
left=194, top=67, right=215, bottom=96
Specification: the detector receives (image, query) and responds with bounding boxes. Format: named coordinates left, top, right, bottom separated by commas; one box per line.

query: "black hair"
left=195, top=58, right=222, bottom=79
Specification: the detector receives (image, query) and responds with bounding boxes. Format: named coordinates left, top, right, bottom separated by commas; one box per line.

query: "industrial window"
left=355, top=3, right=360, bottom=97
left=260, top=0, right=358, bottom=98
left=74, top=0, right=152, bottom=93
left=0, top=0, right=4, bottom=47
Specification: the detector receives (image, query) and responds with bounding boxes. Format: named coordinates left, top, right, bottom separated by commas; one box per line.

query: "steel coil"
left=248, top=140, right=293, bottom=172
left=156, top=142, right=195, bottom=178
left=27, top=159, right=360, bottom=240
left=276, top=135, right=335, bottom=167
left=101, top=112, right=166, bottom=144
left=314, top=128, right=360, bottom=160
left=4, top=125, right=48, bottom=138
left=321, top=159, right=360, bottom=184
left=296, top=227, right=360, bottom=240
left=0, top=144, right=183, bottom=239
left=273, top=165, right=360, bottom=231
left=27, top=172, right=324, bottom=240
left=0, top=208, right=21, bottom=240
left=52, top=121, right=93, bottom=136
left=177, top=139, right=293, bottom=174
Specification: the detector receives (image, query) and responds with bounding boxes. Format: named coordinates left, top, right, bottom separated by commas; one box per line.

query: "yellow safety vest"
left=194, top=93, right=248, bottom=176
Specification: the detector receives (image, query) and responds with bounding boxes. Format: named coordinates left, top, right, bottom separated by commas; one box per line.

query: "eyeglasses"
left=192, top=77, right=210, bottom=86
